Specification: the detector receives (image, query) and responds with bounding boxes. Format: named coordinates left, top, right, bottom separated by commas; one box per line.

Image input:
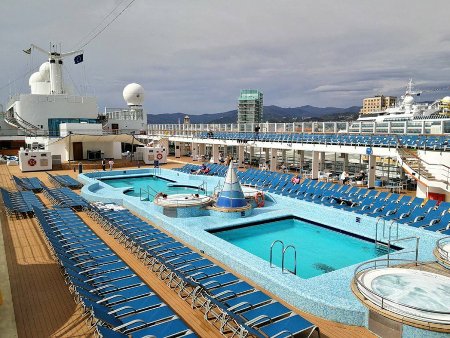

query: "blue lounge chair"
left=258, top=314, right=319, bottom=338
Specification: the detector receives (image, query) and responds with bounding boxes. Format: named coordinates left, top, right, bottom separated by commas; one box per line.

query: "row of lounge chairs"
left=33, top=206, right=195, bottom=338
left=173, top=163, right=228, bottom=176
left=174, top=164, right=449, bottom=232
left=199, top=132, right=450, bottom=151
left=12, top=175, right=45, bottom=192
left=42, top=187, right=89, bottom=210
left=238, top=169, right=293, bottom=188
left=88, top=202, right=320, bottom=338
left=174, top=165, right=295, bottom=189
left=269, top=179, right=450, bottom=234
left=0, top=188, right=44, bottom=217
left=47, top=173, right=82, bottom=189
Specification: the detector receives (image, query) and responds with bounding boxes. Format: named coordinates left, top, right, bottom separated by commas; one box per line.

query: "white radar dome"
left=39, top=62, right=50, bottom=76
left=442, top=96, right=450, bottom=104
left=123, top=83, right=145, bottom=106
left=403, top=95, right=414, bottom=105
left=29, top=71, right=44, bottom=86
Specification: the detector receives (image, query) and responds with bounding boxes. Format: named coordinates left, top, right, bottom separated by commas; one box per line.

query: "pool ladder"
left=269, top=240, right=297, bottom=275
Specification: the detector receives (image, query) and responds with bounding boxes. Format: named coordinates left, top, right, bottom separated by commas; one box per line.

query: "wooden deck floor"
left=0, top=165, right=93, bottom=337
left=0, top=161, right=380, bottom=338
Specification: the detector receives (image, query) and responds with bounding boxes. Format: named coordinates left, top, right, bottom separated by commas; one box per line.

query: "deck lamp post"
left=130, top=131, right=135, bottom=163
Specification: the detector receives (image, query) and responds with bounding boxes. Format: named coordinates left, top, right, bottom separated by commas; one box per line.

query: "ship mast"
left=30, top=44, right=83, bottom=95
left=405, top=79, right=422, bottom=97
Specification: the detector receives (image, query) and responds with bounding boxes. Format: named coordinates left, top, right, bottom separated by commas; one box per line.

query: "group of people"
left=101, top=159, right=114, bottom=171
left=340, top=170, right=366, bottom=185
left=192, top=163, right=210, bottom=175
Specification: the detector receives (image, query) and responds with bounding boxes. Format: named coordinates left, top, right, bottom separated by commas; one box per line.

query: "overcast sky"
left=1, top=0, right=450, bottom=115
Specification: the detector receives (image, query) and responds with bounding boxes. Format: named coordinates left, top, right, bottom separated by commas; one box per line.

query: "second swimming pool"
left=102, top=176, right=207, bottom=200
left=212, top=217, right=394, bottom=279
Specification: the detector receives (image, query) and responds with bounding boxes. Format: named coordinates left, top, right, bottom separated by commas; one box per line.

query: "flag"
left=74, top=54, right=83, bottom=64
left=23, top=48, right=31, bottom=54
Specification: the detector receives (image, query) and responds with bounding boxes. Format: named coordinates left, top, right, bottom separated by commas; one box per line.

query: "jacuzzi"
left=356, top=267, right=450, bottom=324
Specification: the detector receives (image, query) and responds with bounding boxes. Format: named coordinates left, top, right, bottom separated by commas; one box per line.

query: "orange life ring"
left=156, top=153, right=163, bottom=160
left=254, top=191, right=265, bottom=207
left=28, top=158, right=37, bottom=166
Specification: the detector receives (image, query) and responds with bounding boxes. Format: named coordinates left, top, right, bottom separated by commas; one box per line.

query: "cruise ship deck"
left=0, top=160, right=380, bottom=338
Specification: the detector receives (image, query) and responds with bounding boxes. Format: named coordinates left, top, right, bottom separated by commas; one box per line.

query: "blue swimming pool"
left=102, top=176, right=205, bottom=200
left=213, top=217, right=393, bottom=279
left=80, top=168, right=444, bottom=328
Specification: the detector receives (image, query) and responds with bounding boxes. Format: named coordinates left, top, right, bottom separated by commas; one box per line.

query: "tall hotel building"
left=237, top=89, right=263, bottom=124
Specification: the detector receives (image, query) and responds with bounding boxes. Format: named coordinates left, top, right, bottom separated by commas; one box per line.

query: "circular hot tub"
left=153, top=193, right=213, bottom=218
left=356, top=267, right=450, bottom=324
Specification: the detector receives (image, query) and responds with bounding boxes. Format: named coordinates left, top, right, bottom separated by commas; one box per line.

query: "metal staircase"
left=4, top=111, right=40, bottom=136
left=397, top=148, right=435, bottom=180
left=395, top=138, right=449, bottom=191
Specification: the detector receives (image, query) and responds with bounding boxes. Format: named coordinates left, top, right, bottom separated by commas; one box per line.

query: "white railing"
left=148, top=119, right=450, bottom=136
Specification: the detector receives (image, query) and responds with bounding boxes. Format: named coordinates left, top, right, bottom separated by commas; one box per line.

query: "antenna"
left=30, top=43, right=83, bottom=95
left=405, top=79, right=422, bottom=97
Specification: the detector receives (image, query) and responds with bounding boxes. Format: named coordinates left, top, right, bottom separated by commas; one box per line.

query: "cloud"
left=1, top=0, right=450, bottom=113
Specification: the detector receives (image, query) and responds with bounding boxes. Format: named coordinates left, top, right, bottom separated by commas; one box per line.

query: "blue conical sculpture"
left=216, top=162, right=248, bottom=208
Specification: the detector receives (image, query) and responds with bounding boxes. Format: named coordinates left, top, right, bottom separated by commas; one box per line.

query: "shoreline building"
left=360, top=95, right=396, bottom=114
left=237, top=89, right=263, bottom=125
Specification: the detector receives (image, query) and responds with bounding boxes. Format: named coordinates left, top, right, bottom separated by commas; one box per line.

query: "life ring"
left=254, top=191, right=265, bottom=207
left=28, top=158, right=37, bottom=166
left=156, top=153, right=163, bottom=160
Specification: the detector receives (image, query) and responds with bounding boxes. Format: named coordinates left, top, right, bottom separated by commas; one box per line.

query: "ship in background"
left=357, top=79, right=450, bottom=122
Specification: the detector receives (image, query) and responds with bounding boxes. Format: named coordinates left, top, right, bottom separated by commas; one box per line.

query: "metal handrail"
left=387, top=236, right=420, bottom=266
left=375, top=217, right=385, bottom=245
left=198, top=181, right=208, bottom=195
left=282, top=245, right=297, bottom=275
left=386, top=220, right=399, bottom=242
left=436, top=236, right=450, bottom=262
left=139, top=187, right=155, bottom=201
left=269, top=240, right=284, bottom=268
left=353, top=258, right=450, bottom=318
left=139, top=183, right=159, bottom=201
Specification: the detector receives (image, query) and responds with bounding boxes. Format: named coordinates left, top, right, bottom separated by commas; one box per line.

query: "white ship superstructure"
left=5, top=44, right=98, bottom=137
left=358, top=79, right=449, bottom=122
left=1, top=43, right=148, bottom=163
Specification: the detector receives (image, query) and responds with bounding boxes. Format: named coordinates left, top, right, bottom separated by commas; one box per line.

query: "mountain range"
left=147, top=105, right=361, bottom=124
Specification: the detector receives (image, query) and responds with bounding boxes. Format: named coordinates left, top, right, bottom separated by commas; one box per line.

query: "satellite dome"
left=29, top=71, right=44, bottom=86
left=403, top=95, right=414, bottom=105
left=442, top=96, right=450, bottom=104
left=123, top=83, right=144, bottom=106
left=39, top=62, right=50, bottom=75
